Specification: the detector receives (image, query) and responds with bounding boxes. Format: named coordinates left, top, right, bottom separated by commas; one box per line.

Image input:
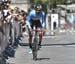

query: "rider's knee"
left=39, top=31, right=42, bottom=35
left=29, top=32, right=33, bottom=37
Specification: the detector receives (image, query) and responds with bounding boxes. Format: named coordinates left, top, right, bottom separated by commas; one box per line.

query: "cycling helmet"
left=35, top=4, right=42, bottom=13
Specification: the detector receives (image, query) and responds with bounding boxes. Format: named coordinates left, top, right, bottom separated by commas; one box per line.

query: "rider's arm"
left=26, top=12, right=32, bottom=29
left=41, top=12, right=46, bottom=28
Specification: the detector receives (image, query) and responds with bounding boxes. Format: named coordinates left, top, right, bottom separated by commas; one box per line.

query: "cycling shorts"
left=30, top=19, right=42, bottom=29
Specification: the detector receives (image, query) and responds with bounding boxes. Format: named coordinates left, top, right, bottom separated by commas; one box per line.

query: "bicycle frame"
left=32, top=29, right=38, bottom=60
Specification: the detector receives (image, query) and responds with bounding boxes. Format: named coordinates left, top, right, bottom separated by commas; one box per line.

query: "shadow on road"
left=42, top=43, right=75, bottom=46
left=35, top=58, right=50, bottom=61
left=19, top=42, right=75, bottom=47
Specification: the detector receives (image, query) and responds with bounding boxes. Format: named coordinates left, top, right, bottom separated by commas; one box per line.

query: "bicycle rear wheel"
left=32, top=38, right=38, bottom=60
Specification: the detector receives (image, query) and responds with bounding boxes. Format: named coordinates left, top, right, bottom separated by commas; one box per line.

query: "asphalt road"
left=8, top=31, right=75, bottom=64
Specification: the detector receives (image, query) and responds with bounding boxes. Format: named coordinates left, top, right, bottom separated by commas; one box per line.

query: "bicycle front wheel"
left=32, top=38, right=38, bottom=60
left=33, top=50, right=37, bottom=60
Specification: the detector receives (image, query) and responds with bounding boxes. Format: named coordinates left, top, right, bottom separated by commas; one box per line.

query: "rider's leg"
left=29, top=29, right=33, bottom=49
left=38, top=28, right=43, bottom=47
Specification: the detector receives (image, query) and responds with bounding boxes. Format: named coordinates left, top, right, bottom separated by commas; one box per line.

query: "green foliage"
left=48, top=0, right=67, bottom=4
left=30, top=0, right=67, bottom=5
left=30, top=0, right=47, bottom=4
left=30, top=0, right=68, bottom=13
left=56, top=0, right=66, bottom=4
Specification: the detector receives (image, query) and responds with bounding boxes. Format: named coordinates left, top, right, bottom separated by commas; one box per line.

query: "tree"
left=30, top=0, right=67, bottom=13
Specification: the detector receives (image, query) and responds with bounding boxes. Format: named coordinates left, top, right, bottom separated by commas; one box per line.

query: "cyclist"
left=26, top=4, right=46, bottom=53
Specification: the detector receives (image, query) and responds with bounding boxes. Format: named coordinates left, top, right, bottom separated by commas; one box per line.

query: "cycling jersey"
left=26, top=10, right=45, bottom=28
